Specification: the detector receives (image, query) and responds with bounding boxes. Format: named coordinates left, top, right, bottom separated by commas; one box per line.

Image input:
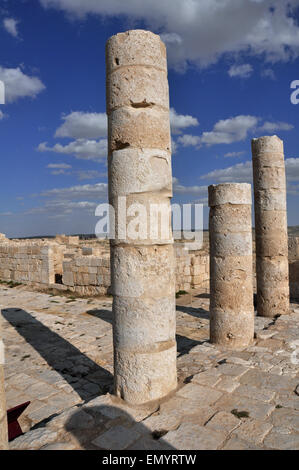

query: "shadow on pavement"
left=2, top=308, right=113, bottom=400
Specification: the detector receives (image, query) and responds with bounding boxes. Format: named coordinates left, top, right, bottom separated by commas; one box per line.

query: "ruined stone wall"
left=62, top=247, right=110, bottom=296
left=62, top=245, right=210, bottom=296
left=0, top=236, right=210, bottom=296
left=0, top=241, right=55, bottom=286
left=175, top=245, right=209, bottom=292
left=289, top=236, right=299, bottom=300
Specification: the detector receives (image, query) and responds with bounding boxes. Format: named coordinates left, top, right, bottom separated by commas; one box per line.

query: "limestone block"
left=209, top=183, right=252, bottom=207
left=106, top=29, right=167, bottom=74
left=110, top=193, right=172, bottom=245
left=109, top=148, right=172, bottom=197
left=82, top=247, right=93, bottom=256
left=110, top=245, right=175, bottom=298
left=62, top=272, right=74, bottom=287
left=106, top=66, right=169, bottom=113
left=114, top=343, right=177, bottom=405
left=108, top=106, right=171, bottom=153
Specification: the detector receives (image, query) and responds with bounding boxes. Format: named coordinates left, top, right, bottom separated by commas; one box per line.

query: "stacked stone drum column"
left=209, top=183, right=254, bottom=348
left=106, top=30, right=177, bottom=404
left=0, top=319, right=8, bottom=449
left=251, top=136, right=289, bottom=317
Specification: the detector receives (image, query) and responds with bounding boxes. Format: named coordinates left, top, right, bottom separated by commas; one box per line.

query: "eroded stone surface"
left=251, top=136, right=289, bottom=317
left=106, top=29, right=177, bottom=404
left=209, top=183, right=254, bottom=348
left=1, top=285, right=298, bottom=450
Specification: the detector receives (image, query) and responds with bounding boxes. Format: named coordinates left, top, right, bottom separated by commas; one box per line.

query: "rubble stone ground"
left=1, top=284, right=298, bottom=450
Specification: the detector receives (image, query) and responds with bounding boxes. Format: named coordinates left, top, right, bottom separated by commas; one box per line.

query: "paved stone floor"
left=1, top=284, right=299, bottom=450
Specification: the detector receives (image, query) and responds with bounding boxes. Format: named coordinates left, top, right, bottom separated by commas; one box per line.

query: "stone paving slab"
left=1, top=285, right=299, bottom=450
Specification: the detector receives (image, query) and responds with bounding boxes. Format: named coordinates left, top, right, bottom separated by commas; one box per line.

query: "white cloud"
left=76, top=170, right=107, bottom=181
left=201, top=161, right=253, bottom=184
left=257, top=121, right=294, bottom=133
left=0, top=211, right=13, bottom=216
left=171, top=138, right=178, bottom=154
left=41, top=182, right=108, bottom=200
left=0, top=110, right=4, bottom=120
left=37, top=138, right=107, bottom=161
left=173, top=177, right=207, bottom=195
left=55, top=111, right=107, bottom=139
left=228, top=64, right=253, bottom=78
left=224, top=151, right=245, bottom=158
left=47, top=163, right=72, bottom=169
left=0, top=66, right=45, bottom=103
left=25, top=200, right=98, bottom=217
left=46, top=163, right=106, bottom=180
left=175, top=115, right=294, bottom=151
left=200, top=157, right=299, bottom=189
left=177, top=134, right=201, bottom=148
left=170, top=108, right=199, bottom=134
left=40, top=0, right=299, bottom=70
left=51, top=169, right=69, bottom=175
left=3, top=18, right=19, bottom=38
left=201, top=115, right=259, bottom=145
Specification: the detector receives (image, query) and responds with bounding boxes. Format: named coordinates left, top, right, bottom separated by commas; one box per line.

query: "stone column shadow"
left=64, top=404, right=175, bottom=450
left=2, top=308, right=113, bottom=401
left=86, top=308, right=203, bottom=358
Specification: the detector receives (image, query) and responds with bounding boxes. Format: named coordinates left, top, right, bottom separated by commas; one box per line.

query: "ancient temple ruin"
left=0, top=29, right=298, bottom=450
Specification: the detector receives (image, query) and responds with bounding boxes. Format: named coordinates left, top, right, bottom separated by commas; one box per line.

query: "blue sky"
left=0, top=0, right=299, bottom=237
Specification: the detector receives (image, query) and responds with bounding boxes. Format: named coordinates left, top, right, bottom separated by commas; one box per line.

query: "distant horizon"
left=1, top=1, right=299, bottom=237
left=6, top=225, right=299, bottom=241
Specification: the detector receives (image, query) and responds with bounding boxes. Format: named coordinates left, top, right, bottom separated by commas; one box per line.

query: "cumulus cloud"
left=173, top=177, right=207, bottom=195
left=175, top=115, right=294, bottom=151
left=0, top=110, right=5, bottom=120
left=3, top=18, right=19, bottom=38
left=47, top=163, right=72, bottom=169
left=177, top=134, right=201, bottom=148
left=257, top=121, right=294, bottom=133
left=201, top=161, right=253, bottom=184
left=55, top=111, right=107, bottom=139
left=170, top=108, right=199, bottom=134
left=0, top=211, right=13, bottom=216
left=41, top=182, right=108, bottom=200
left=201, top=115, right=259, bottom=145
left=0, top=66, right=45, bottom=103
left=224, top=151, right=245, bottom=158
left=200, top=157, right=299, bottom=191
left=38, top=138, right=107, bottom=161
left=228, top=64, right=253, bottom=78
left=46, top=163, right=106, bottom=181
left=76, top=170, right=107, bottom=181
left=25, top=200, right=98, bottom=216
left=39, top=0, right=299, bottom=70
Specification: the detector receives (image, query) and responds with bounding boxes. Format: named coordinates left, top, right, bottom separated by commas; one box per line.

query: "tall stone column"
left=0, top=319, right=8, bottom=450
left=106, top=30, right=177, bottom=404
left=251, top=136, right=289, bottom=317
left=209, top=183, right=254, bottom=349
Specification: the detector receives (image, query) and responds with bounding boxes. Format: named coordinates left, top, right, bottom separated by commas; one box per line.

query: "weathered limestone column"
left=106, top=30, right=177, bottom=404
left=0, top=319, right=8, bottom=450
left=251, top=136, right=289, bottom=317
left=209, top=183, right=254, bottom=348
